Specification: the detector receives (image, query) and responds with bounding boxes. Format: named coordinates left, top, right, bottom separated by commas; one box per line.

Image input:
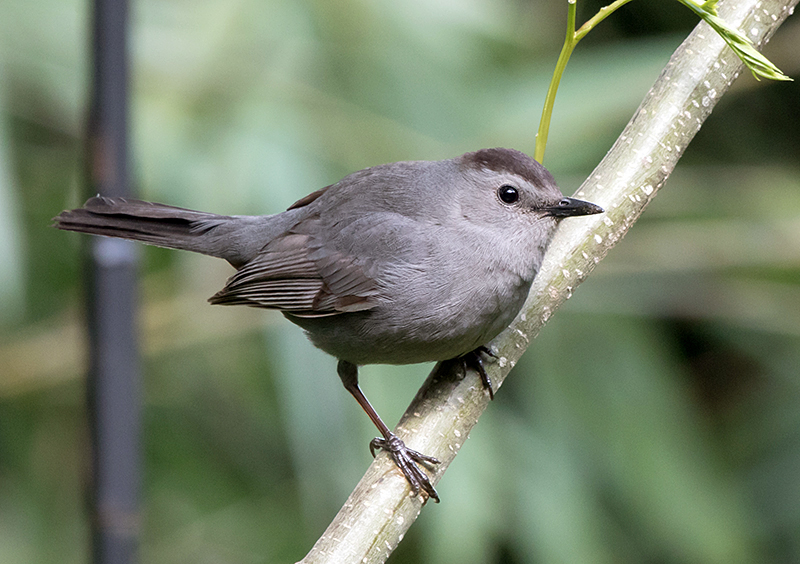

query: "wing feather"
left=208, top=218, right=379, bottom=314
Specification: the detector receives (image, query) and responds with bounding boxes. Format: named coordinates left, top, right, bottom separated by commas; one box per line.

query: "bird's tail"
left=53, top=196, right=237, bottom=261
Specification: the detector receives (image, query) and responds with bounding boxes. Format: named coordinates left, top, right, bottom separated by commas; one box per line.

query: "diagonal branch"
left=298, top=0, right=798, bottom=561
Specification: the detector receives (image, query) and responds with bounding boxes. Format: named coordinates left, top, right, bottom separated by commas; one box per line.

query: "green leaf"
left=679, top=0, right=792, bottom=81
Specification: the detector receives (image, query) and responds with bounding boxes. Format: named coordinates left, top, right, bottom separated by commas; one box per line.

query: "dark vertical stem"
left=86, top=0, right=140, bottom=563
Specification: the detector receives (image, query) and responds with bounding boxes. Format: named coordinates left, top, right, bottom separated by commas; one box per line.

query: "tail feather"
left=53, top=196, right=233, bottom=258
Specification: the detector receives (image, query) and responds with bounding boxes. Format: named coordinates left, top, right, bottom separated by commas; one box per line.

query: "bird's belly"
left=288, top=273, right=531, bottom=365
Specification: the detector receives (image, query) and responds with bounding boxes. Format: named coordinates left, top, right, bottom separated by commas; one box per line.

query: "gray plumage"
left=55, top=147, right=600, bottom=364
left=54, top=147, right=602, bottom=500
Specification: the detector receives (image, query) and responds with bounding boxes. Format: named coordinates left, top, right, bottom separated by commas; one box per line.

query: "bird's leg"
left=337, top=360, right=440, bottom=502
left=458, top=346, right=496, bottom=400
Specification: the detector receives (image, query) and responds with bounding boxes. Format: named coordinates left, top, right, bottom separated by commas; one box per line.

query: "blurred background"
left=1, top=0, right=799, bottom=562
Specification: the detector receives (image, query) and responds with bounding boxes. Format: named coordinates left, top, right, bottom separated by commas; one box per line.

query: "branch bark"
left=299, top=0, right=798, bottom=561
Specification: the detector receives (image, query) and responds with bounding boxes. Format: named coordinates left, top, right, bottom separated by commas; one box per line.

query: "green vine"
left=534, top=0, right=792, bottom=164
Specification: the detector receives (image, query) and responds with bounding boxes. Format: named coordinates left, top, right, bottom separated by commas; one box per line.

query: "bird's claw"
left=370, top=433, right=440, bottom=502
left=460, top=346, right=496, bottom=400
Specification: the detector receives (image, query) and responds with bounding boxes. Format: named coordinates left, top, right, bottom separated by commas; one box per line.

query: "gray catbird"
left=54, top=147, right=602, bottom=501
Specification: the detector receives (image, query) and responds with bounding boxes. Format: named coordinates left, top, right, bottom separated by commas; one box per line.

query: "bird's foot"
left=459, top=346, right=496, bottom=400
left=370, top=433, right=440, bottom=502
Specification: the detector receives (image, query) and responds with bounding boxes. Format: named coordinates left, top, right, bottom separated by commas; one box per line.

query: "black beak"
left=544, top=197, right=604, bottom=218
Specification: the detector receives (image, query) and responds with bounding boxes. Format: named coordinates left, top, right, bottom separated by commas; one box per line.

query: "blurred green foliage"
left=1, top=0, right=798, bottom=563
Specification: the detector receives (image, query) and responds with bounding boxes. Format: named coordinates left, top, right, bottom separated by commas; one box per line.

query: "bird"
left=54, top=147, right=603, bottom=501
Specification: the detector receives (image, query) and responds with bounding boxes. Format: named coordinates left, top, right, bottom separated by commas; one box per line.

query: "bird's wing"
left=208, top=214, right=379, bottom=316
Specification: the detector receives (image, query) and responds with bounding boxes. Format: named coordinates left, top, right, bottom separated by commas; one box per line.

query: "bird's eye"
left=497, top=185, right=519, bottom=204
